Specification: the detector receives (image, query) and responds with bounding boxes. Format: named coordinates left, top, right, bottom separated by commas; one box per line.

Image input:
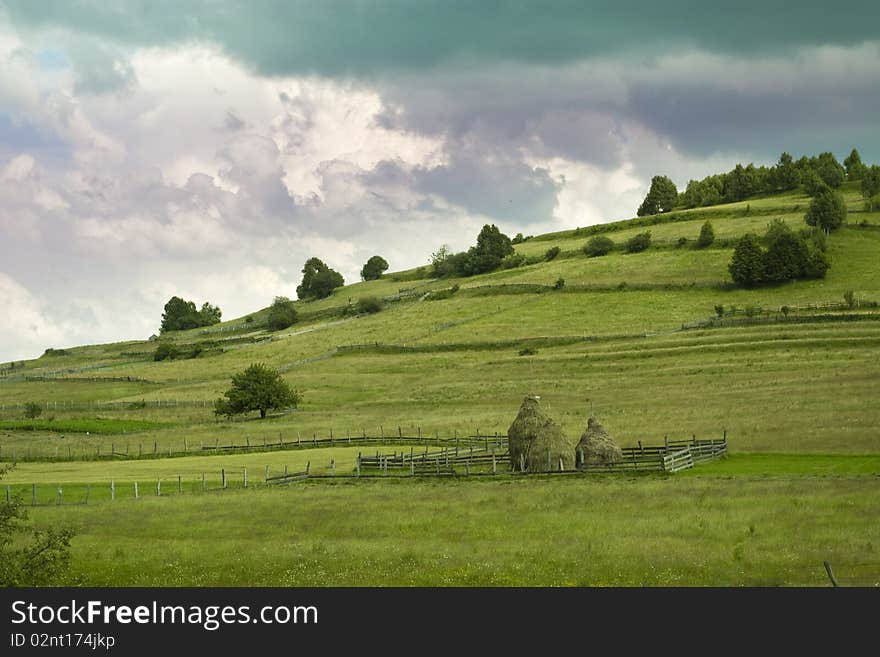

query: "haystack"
left=507, top=396, right=575, bottom=472
left=576, top=417, right=622, bottom=466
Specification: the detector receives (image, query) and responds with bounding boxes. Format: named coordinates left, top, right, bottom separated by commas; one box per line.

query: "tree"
left=813, top=151, right=846, bottom=188
left=805, top=189, right=847, bottom=233
left=861, top=165, right=880, bottom=211
left=843, top=148, right=866, bottom=180
left=801, top=168, right=829, bottom=197
left=637, top=176, right=678, bottom=216
left=696, top=221, right=715, bottom=248
left=729, top=233, right=765, bottom=287
left=583, top=235, right=614, bottom=257
left=774, top=152, right=800, bottom=190
left=160, top=296, right=221, bottom=332
left=214, top=363, right=300, bottom=419
left=360, top=255, right=389, bottom=281
left=23, top=402, right=42, bottom=419
left=266, top=296, right=297, bottom=331
left=1, top=466, right=73, bottom=586
left=763, top=222, right=811, bottom=283
left=296, top=258, right=344, bottom=300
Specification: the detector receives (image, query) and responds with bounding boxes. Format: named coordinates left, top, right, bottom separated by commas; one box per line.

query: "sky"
left=1, top=1, right=879, bottom=361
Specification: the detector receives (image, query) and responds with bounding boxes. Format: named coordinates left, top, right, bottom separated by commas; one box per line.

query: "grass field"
left=3, top=184, right=879, bottom=586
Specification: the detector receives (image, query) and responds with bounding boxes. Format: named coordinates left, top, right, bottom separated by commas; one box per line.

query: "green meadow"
left=2, top=182, right=879, bottom=586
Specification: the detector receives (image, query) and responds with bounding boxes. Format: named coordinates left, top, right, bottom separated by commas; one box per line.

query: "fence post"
left=153, top=441, right=157, bottom=455
left=32, top=483, right=36, bottom=506
left=178, top=475, right=182, bottom=494
left=5, top=485, right=9, bottom=503
left=111, top=480, right=115, bottom=501
left=330, top=459, right=335, bottom=477
left=243, top=468, right=248, bottom=488
left=547, top=449, right=551, bottom=471
left=134, top=481, right=139, bottom=499
left=57, top=487, right=62, bottom=505
left=306, top=462, right=310, bottom=475
left=356, top=455, right=361, bottom=478
left=157, top=479, right=161, bottom=496
left=85, top=485, right=90, bottom=505
left=520, top=453, right=526, bottom=473
left=222, top=469, right=227, bottom=489
left=559, top=457, right=564, bottom=472
left=201, top=473, right=206, bottom=492
left=492, top=452, right=497, bottom=475
left=265, top=465, right=270, bottom=482
left=410, top=459, right=415, bottom=476
left=284, top=465, right=288, bottom=476
left=184, top=438, right=188, bottom=453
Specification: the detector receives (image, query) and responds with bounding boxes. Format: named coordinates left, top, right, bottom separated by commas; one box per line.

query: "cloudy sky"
left=1, top=1, right=879, bottom=361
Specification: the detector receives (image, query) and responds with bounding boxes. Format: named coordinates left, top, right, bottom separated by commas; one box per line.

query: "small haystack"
left=576, top=417, right=622, bottom=466
left=507, top=396, right=575, bottom=472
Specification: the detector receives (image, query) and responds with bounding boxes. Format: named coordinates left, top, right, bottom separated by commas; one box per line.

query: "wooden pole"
left=265, top=465, right=270, bottom=482
left=157, top=479, right=161, bottom=496
left=356, top=455, right=361, bottom=478
left=110, top=480, right=115, bottom=501
left=243, top=468, right=248, bottom=488
left=32, top=483, right=36, bottom=506
left=201, top=473, right=206, bottom=492
left=134, top=481, right=139, bottom=499
left=57, top=487, right=62, bottom=505
left=330, top=459, right=335, bottom=477
left=823, top=560, right=840, bottom=587
left=222, top=469, right=227, bottom=489
left=85, top=485, right=90, bottom=505
left=178, top=475, right=182, bottom=494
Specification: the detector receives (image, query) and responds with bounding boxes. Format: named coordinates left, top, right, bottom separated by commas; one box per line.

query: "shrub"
left=42, top=348, right=70, bottom=357
left=356, top=296, right=383, bottom=314
left=714, top=304, right=725, bottom=318
left=625, top=231, right=652, bottom=253
left=545, top=246, right=561, bottom=261
left=244, top=316, right=254, bottom=324
left=153, top=343, right=180, bottom=361
left=518, top=347, right=538, bottom=356
left=676, top=236, right=689, bottom=248
left=501, top=254, right=526, bottom=269
left=267, top=297, right=298, bottom=331
left=511, top=233, right=525, bottom=244
left=24, top=402, right=42, bottom=419
left=583, top=236, right=614, bottom=257
left=553, top=277, right=565, bottom=290
left=781, top=306, right=790, bottom=317
left=844, top=290, right=856, bottom=308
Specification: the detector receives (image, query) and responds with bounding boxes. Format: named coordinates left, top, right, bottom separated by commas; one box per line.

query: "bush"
left=844, top=290, right=856, bottom=308
left=545, top=246, right=561, bottom=261
left=42, top=348, right=70, bottom=357
left=153, top=343, right=180, bottom=361
left=553, top=277, right=565, bottom=290
left=356, top=296, right=383, bottom=314
left=696, top=221, right=715, bottom=248
left=714, top=304, right=725, bottom=317
left=24, top=402, right=42, bottom=419
left=501, top=253, right=526, bottom=269
left=676, top=236, right=689, bottom=248
left=267, top=297, right=298, bottom=331
left=245, top=316, right=254, bottom=324
left=518, top=347, right=538, bottom=356
left=625, top=231, right=652, bottom=253
left=583, top=236, right=614, bottom=257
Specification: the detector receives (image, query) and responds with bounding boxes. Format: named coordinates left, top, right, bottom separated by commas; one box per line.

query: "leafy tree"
left=861, top=165, right=880, bottom=211
left=805, top=189, right=847, bottom=233
left=729, top=233, right=765, bottom=287
left=545, top=246, right=561, bottom=261
left=553, top=277, right=565, bottom=290
left=1, top=466, right=73, bottom=586
left=637, top=176, right=678, bottom=216
left=583, top=235, right=614, bottom=257
left=696, top=220, right=715, bottom=248
left=726, top=164, right=759, bottom=201
left=625, top=231, right=652, bottom=253
left=266, top=296, right=297, bottom=331
left=511, top=233, right=525, bottom=244
left=214, top=363, right=300, bottom=419
left=360, top=255, right=389, bottom=281
left=296, top=258, right=344, bottom=300
left=802, top=168, right=829, bottom=197
left=23, top=402, right=42, bottom=419
left=773, top=152, right=800, bottom=190
left=814, top=151, right=846, bottom=188
left=763, top=221, right=812, bottom=283
left=153, top=343, right=180, bottom=361
left=843, top=148, right=866, bottom=180
left=160, top=296, right=221, bottom=332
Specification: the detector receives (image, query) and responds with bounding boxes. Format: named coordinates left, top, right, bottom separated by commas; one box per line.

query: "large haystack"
left=507, top=396, right=575, bottom=472
left=576, top=417, right=622, bottom=466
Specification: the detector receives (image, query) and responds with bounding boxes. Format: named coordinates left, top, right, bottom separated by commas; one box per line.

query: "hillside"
left=2, top=182, right=879, bottom=586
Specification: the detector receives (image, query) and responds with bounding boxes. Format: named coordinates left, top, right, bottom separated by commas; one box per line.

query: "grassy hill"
left=2, top=182, right=879, bottom=586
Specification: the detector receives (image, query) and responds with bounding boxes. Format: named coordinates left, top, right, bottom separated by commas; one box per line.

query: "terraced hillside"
left=2, top=182, right=879, bottom=586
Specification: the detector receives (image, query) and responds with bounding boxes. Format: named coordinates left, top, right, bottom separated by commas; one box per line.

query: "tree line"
left=638, top=148, right=879, bottom=215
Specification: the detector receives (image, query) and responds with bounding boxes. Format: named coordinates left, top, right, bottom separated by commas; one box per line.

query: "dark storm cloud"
left=4, top=1, right=879, bottom=76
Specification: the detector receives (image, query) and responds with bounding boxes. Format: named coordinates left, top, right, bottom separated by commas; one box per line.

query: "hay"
left=507, top=396, right=575, bottom=472
left=576, top=417, right=622, bottom=466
